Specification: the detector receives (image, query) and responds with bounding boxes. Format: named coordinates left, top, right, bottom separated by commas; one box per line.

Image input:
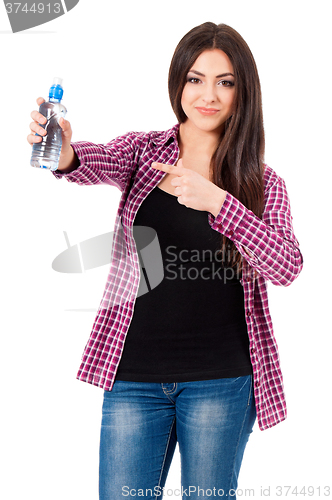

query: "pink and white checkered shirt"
left=53, top=123, right=303, bottom=431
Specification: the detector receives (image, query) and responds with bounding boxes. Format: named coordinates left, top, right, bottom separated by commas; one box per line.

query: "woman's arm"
left=151, top=161, right=303, bottom=287
left=52, top=132, right=145, bottom=190
left=28, top=97, right=144, bottom=190
left=207, top=172, right=303, bottom=287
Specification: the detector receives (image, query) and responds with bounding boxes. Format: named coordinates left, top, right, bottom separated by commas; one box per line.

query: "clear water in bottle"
left=30, top=77, right=67, bottom=171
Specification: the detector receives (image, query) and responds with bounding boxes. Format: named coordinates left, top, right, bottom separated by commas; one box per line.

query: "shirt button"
left=228, top=230, right=234, bottom=237
left=247, top=310, right=252, bottom=317
left=251, top=348, right=256, bottom=354
left=255, top=381, right=260, bottom=387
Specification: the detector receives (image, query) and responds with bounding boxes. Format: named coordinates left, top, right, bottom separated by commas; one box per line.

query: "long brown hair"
left=168, top=22, right=265, bottom=271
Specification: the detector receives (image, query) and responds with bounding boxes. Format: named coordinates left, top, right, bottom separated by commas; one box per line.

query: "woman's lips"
left=195, top=107, right=220, bottom=115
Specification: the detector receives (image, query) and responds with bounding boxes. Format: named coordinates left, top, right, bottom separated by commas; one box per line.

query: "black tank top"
left=115, top=186, right=253, bottom=382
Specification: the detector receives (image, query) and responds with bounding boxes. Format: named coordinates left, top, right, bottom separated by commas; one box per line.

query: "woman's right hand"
left=28, top=97, right=78, bottom=173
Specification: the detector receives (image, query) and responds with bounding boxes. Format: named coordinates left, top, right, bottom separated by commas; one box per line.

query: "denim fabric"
left=99, top=375, right=256, bottom=499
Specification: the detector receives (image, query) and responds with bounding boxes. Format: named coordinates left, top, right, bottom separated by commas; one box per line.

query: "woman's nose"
left=201, top=83, right=217, bottom=103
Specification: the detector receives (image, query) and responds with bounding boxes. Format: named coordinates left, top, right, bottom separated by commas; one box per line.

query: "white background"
left=0, top=0, right=331, bottom=499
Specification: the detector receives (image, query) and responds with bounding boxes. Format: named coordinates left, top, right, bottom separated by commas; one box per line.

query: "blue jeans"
left=99, top=375, right=256, bottom=499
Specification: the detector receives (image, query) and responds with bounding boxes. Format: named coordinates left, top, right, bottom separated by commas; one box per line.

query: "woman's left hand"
left=151, top=159, right=226, bottom=217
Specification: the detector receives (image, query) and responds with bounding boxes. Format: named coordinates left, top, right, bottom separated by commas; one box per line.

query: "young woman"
left=28, top=22, right=303, bottom=500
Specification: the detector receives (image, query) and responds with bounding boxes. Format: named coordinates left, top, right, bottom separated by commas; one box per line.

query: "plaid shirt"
left=53, top=123, right=303, bottom=431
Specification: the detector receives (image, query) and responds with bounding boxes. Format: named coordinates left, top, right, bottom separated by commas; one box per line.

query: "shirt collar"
left=149, top=123, right=180, bottom=148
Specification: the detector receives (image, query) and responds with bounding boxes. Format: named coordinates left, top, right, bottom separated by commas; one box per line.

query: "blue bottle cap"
left=49, top=77, right=64, bottom=102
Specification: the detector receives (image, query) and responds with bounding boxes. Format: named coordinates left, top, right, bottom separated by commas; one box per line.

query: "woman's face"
left=181, top=49, right=236, bottom=135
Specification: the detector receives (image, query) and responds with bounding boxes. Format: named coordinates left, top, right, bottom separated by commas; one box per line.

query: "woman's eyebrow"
left=188, top=70, right=234, bottom=78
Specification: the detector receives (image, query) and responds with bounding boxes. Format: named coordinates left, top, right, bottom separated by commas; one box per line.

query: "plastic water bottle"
left=30, top=77, right=67, bottom=171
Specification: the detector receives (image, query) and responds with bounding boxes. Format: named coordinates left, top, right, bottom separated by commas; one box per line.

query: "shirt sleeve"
left=51, top=131, right=145, bottom=190
left=207, top=173, right=303, bottom=286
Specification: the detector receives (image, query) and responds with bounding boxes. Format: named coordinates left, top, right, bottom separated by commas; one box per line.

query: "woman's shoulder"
left=146, top=123, right=180, bottom=146
left=263, top=163, right=286, bottom=192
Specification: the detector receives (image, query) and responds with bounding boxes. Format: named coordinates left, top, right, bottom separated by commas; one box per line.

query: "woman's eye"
left=187, top=77, right=201, bottom=84
left=219, top=80, right=234, bottom=87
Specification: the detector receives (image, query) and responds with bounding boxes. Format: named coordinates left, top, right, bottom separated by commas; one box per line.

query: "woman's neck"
left=178, top=121, right=221, bottom=159
left=177, top=121, right=223, bottom=182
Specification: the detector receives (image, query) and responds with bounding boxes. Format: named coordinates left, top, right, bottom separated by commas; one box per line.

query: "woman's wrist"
left=57, top=146, right=79, bottom=173
left=209, top=187, right=227, bottom=218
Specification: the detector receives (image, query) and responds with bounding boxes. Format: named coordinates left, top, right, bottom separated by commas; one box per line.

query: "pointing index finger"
left=151, top=162, right=182, bottom=174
